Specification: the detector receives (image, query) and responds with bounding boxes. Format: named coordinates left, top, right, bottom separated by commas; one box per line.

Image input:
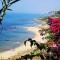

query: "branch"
left=8, top=0, right=20, bottom=7
left=0, top=0, right=20, bottom=23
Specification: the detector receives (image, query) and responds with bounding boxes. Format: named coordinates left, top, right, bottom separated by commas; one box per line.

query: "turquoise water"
left=0, top=13, right=47, bottom=52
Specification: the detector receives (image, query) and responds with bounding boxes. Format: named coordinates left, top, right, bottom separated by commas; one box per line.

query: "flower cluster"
left=47, top=16, right=60, bottom=60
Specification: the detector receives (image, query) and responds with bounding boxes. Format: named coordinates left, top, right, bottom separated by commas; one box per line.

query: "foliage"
left=53, top=10, right=60, bottom=18
left=23, top=38, right=58, bottom=60
left=57, top=11, right=60, bottom=14
left=0, top=0, right=20, bottom=23
left=24, top=38, right=46, bottom=50
left=38, top=17, right=48, bottom=22
left=6, top=11, right=60, bottom=60
left=21, top=17, right=60, bottom=60
left=10, top=16, right=60, bottom=60
left=47, top=17, right=60, bottom=60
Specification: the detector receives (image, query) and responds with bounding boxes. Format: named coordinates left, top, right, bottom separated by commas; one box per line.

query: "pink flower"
left=48, top=16, right=60, bottom=32
left=57, top=22, right=60, bottom=29
left=58, top=38, right=60, bottom=43
left=50, top=25, right=58, bottom=32
left=52, top=44, right=57, bottom=48
left=51, top=18, right=59, bottom=23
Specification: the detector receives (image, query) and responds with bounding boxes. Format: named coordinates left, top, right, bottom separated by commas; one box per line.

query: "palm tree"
left=0, top=0, right=20, bottom=23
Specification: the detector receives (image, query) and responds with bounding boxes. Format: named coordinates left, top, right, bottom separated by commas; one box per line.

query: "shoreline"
left=0, top=24, right=49, bottom=60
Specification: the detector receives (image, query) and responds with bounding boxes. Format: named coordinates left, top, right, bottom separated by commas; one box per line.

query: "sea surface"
left=0, top=13, right=47, bottom=52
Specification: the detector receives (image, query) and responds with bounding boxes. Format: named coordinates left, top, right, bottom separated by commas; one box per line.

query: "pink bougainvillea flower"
left=51, top=18, right=59, bottom=23
left=58, top=38, right=60, bottom=43
left=51, top=45, right=58, bottom=51
left=55, top=18, right=60, bottom=28
left=48, top=16, right=60, bottom=32
left=48, top=17, right=58, bottom=24
left=50, top=25, right=58, bottom=32
left=57, top=22, right=60, bottom=29
left=52, top=44, right=57, bottom=48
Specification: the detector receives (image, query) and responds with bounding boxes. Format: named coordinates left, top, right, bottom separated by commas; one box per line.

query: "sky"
left=0, top=0, right=60, bottom=13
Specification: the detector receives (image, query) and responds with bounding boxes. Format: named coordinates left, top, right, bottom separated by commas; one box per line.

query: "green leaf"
left=10, top=0, right=20, bottom=5
left=0, top=9, right=3, bottom=14
left=7, top=8, right=12, bottom=11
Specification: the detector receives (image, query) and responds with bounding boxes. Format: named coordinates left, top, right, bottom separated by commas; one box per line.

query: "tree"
left=0, top=0, right=20, bottom=24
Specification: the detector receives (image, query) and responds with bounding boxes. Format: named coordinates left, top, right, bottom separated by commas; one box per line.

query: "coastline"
left=0, top=23, right=49, bottom=60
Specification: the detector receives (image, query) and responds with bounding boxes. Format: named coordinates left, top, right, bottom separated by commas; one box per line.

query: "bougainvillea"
left=18, top=16, right=60, bottom=60
left=48, top=16, right=60, bottom=60
left=48, top=16, right=60, bottom=32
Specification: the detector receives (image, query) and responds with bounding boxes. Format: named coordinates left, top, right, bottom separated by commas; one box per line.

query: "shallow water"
left=0, top=13, right=47, bottom=52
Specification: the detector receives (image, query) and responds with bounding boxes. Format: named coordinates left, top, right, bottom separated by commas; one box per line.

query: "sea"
left=0, top=13, right=47, bottom=52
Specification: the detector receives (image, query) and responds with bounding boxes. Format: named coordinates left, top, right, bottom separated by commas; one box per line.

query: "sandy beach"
left=0, top=24, right=49, bottom=60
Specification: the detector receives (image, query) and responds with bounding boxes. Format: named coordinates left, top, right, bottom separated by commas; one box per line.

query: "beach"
left=0, top=23, right=49, bottom=60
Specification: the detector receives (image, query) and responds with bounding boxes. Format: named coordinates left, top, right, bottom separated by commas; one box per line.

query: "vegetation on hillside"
left=38, top=10, right=60, bottom=22
left=14, top=27, right=59, bottom=60
left=13, top=11, right=60, bottom=60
